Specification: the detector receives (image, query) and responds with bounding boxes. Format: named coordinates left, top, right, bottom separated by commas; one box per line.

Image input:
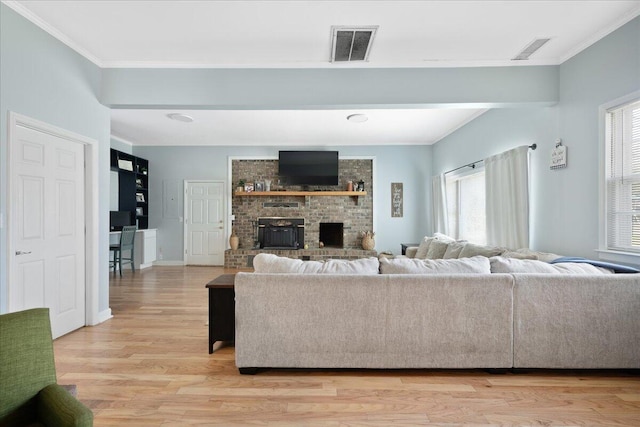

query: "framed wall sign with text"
left=391, top=182, right=403, bottom=218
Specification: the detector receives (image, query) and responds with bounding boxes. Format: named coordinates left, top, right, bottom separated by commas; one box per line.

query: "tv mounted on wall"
left=278, top=151, right=339, bottom=186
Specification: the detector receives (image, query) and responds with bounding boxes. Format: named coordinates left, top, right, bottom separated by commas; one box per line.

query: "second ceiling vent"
left=331, top=26, right=378, bottom=62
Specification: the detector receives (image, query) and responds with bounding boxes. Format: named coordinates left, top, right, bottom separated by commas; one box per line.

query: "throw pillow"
left=514, top=248, right=562, bottom=263
left=489, top=256, right=613, bottom=274
left=425, top=240, right=449, bottom=259
left=433, top=232, right=456, bottom=243
left=318, top=257, right=380, bottom=275
left=443, top=241, right=466, bottom=259
left=459, top=243, right=504, bottom=259
left=414, top=236, right=433, bottom=259
left=252, top=253, right=323, bottom=273
left=380, top=256, right=491, bottom=274
left=501, top=250, right=538, bottom=260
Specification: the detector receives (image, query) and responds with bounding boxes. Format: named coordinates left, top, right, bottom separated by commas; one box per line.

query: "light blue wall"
left=0, top=5, right=112, bottom=313
left=102, top=66, right=558, bottom=109
left=432, top=107, right=557, bottom=251
left=433, top=17, right=640, bottom=259
left=134, top=145, right=432, bottom=259
left=550, top=16, right=640, bottom=258
left=110, top=137, right=133, bottom=154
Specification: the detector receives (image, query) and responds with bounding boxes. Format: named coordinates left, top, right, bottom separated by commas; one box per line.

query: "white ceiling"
left=7, top=0, right=640, bottom=147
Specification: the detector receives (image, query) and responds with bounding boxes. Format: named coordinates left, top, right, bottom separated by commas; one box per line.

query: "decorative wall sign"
left=550, top=140, right=567, bottom=170
left=391, top=182, right=403, bottom=217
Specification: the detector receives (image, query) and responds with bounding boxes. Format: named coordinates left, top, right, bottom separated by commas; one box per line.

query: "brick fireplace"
left=226, top=158, right=374, bottom=267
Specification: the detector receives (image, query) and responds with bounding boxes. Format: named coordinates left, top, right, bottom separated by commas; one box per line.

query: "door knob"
left=15, top=250, right=32, bottom=255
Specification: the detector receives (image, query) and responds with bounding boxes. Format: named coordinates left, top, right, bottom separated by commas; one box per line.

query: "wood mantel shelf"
left=234, top=191, right=366, bottom=197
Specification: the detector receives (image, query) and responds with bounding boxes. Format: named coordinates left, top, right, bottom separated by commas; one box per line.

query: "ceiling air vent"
left=512, top=38, right=551, bottom=61
left=331, top=26, right=378, bottom=62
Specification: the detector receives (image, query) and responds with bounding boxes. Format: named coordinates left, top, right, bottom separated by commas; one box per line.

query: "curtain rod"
left=443, top=144, right=537, bottom=175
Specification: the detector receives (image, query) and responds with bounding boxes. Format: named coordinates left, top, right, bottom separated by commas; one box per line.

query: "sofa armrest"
left=405, top=247, right=418, bottom=258
left=37, top=383, right=93, bottom=427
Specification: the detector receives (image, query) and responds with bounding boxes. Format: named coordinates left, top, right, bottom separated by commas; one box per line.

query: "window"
left=605, top=98, right=640, bottom=253
left=446, top=167, right=486, bottom=244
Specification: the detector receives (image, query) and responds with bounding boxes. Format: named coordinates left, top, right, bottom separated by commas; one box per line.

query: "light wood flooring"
left=53, top=266, right=640, bottom=426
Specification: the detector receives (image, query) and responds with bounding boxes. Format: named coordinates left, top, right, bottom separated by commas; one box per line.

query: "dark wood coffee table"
left=205, top=273, right=236, bottom=353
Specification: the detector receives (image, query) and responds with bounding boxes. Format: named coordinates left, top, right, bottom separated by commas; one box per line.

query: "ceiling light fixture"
left=347, top=114, right=368, bottom=123
left=166, top=113, right=194, bottom=123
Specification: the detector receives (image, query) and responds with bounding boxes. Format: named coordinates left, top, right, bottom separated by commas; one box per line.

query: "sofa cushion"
left=414, top=233, right=456, bottom=259
left=253, top=253, right=380, bottom=274
left=380, top=256, right=491, bottom=274
left=513, top=248, right=562, bottom=262
left=443, top=241, right=466, bottom=259
left=253, top=253, right=324, bottom=273
left=459, top=243, right=504, bottom=259
left=414, top=237, right=433, bottom=259
left=425, top=240, right=450, bottom=259
left=318, top=257, right=380, bottom=275
left=501, top=250, right=538, bottom=260
left=489, top=256, right=613, bottom=274
left=433, top=232, right=456, bottom=242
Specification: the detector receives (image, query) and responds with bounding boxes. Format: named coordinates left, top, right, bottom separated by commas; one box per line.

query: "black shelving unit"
left=111, top=149, right=149, bottom=230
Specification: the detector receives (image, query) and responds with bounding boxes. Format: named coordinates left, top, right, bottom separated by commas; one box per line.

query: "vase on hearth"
left=361, top=231, right=375, bottom=250
left=229, top=229, right=239, bottom=250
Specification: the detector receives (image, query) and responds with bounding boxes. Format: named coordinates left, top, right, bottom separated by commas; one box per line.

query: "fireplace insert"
left=258, top=218, right=304, bottom=249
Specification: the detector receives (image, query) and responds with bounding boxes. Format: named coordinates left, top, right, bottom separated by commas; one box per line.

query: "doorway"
left=184, top=180, right=225, bottom=265
left=7, top=112, right=99, bottom=338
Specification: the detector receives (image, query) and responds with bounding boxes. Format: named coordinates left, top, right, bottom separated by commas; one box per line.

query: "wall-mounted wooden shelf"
left=234, top=191, right=366, bottom=197
left=234, top=190, right=367, bottom=204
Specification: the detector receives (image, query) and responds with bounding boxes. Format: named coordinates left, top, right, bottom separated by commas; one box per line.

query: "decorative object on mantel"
left=245, top=182, right=254, bottom=193
left=391, top=182, right=403, bottom=218
left=361, top=230, right=376, bottom=250
left=255, top=181, right=264, bottom=192
left=237, top=179, right=245, bottom=192
left=264, top=179, right=272, bottom=191
left=229, top=227, right=239, bottom=250
left=550, top=139, right=567, bottom=170
left=347, top=180, right=353, bottom=191
left=357, top=180, right=365, bottom=192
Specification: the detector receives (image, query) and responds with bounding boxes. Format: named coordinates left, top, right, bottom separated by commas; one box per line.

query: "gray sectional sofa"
left=234, top=254, right=640, bottom=373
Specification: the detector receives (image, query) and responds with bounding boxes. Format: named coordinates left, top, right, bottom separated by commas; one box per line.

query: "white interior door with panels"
left=9, top=117, right=87, bottom=338
left=184, top=181, right=225, bottom=265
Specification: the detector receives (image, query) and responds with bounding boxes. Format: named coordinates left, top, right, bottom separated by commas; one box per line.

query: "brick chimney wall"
left=231, top=159, right=373, bottom=249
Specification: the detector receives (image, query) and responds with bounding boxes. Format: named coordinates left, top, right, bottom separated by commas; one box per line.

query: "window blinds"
left=606, top=99, right=640, bottom=252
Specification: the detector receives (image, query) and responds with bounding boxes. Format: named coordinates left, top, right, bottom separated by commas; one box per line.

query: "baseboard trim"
left=153, top=260, right=186, bottom=266
left=96, top=308, right=113, bottom=324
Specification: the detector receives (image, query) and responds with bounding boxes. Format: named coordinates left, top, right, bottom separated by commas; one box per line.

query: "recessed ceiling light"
left=347, top=114, right=368, bottom=123
left=166, top=113, right=194, bottom=123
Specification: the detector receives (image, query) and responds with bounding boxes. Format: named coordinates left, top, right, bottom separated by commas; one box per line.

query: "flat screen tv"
left=278, top=151, right=339, bottom=186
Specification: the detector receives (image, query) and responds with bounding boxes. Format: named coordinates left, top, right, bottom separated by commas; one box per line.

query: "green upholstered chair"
left=0, top=308, right=93, bottom=427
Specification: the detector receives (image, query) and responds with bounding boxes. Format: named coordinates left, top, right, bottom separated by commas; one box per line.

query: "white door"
left=9, top=123, right=86, bottom=338
left=184, top=181, right=225, bottom=265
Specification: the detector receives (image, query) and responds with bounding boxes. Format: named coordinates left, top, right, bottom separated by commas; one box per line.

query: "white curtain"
left=485, top=145, right=530, bottom=249
left=432, top=174, right=449, bottom=235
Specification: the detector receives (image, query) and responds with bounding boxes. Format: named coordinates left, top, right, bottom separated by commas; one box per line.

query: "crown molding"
left=559, top=5, right=640, bottom=64
left=431, top=109, right=490, bottom=144
left=110, top=134, right=136, bottom=147
left=2, top=0, right=103, bottom=67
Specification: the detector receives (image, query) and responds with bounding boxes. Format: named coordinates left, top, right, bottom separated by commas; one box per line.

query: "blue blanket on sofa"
left=550, top=257, right=640, bottom=274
